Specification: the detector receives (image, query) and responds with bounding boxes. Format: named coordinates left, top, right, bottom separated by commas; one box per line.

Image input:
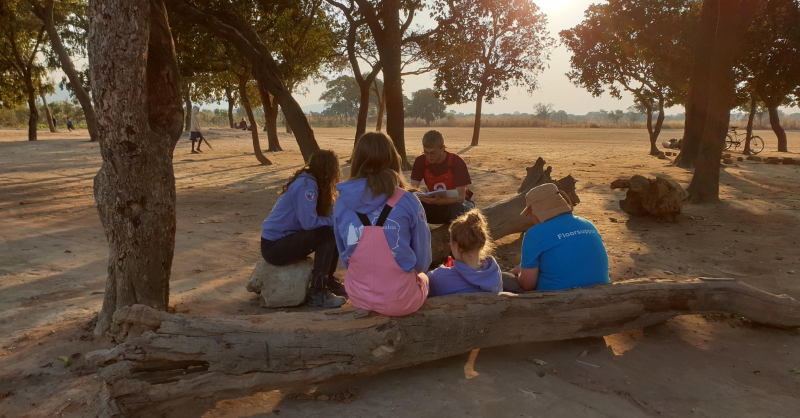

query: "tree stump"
left=430, top=157, right=578, bottom=265
left=87, top=278, right=800, bottom=416
left=246, top=258, right=312, bottom=308
left=610, top=175, right=688, bottom=220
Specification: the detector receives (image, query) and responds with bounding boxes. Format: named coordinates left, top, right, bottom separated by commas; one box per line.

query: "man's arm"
left=511, top=265, right=540, bottom=291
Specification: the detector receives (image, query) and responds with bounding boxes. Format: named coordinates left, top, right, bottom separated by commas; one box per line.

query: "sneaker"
left=307, top=289, right=346, bottom=308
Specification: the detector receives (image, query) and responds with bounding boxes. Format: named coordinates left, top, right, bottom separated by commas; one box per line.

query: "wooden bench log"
left=430, top=157, right=579, bottom=265
left=87, top=278, right=800, bottom=416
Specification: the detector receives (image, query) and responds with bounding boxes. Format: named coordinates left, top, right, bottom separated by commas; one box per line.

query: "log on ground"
left=87, top=278, right=800, bottom=416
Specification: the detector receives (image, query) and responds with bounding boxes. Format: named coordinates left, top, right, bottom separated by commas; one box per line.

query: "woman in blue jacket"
left=261, top=150, right=346, bottom=308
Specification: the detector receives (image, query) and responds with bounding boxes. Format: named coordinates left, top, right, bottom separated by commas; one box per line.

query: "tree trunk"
left=675, top=0, right=720, bottom=168
left=376, top=82, right=385, bottom=132
left=687, top=0, right=758, bottom=203
left=375, top=1, right=409, bottom=169
left=255, top=81, right=282, bottom=152
left=32, top=0, right=100, bottom=141
left=40, top=92, right=56, bottom=132
left=744, top=92, right=757, bottom=155
left=89, top=0, right=184, bottom=336
left=183, top=88, right=191, bottom=132
left=355, top=81, right=372, bottom=142
left=24, top=71, right=39, bottom=142
left=766, top=103, right=788, bottom=152
left=88, top=278, right=800, bottom=416
left=284, top=108, right=293, bottom=134
left=225, top=86, right=234, bottom=128
left=172, top=2, right=319, bottom=161
left=240, top=75, right=272, bottom=165
left=648, top=99, right=665, bottom=155
left=471, top=90, right=484, bottom=146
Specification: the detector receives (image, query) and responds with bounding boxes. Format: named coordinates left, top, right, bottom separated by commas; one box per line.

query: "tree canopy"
left=406, top=88, right=446, bottom=125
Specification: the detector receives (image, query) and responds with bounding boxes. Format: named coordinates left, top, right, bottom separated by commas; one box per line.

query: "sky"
left=43, top=1, right=796, bottom=116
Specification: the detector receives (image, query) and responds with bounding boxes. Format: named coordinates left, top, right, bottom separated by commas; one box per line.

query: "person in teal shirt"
left=506, top=183, right=609, bottom=292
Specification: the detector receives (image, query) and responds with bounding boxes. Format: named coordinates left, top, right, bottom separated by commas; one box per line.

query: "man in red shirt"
left=410, top=130, right=475, bottom=224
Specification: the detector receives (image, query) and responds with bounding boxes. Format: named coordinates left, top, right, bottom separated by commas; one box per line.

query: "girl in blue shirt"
left=261, top=150, right=346, bottom=308
left=427, top=209, right=502, bottom=297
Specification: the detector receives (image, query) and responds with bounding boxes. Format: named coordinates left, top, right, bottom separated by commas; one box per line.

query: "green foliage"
left=319, top=74, right=360, bottom=119
left=737, top=0, right=800, bottom=107
left=423, top=0, right=554, bottom=106
left=533, top=102, right=553, bottom=120
left=0, top=0, right=47, bottom=101
left=561, top=0, right=698, bottom=111
left=406, top=88, right=446, bottom=125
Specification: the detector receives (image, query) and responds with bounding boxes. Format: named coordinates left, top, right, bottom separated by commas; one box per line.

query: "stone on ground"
left=610, top=175, right=688, bottom=220
left=246, top=258, right=312, bottom=308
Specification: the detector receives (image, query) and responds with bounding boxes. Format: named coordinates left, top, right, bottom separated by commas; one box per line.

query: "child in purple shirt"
left=427, top=209, right=502, bottom=297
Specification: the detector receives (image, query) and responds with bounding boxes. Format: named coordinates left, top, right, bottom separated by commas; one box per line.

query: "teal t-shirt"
left=520, top=213, right=609, bottom=291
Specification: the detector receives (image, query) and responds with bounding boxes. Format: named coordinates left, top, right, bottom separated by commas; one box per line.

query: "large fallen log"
left=430, top=157, right=579, bottom=264
left=88, top=278, right=800, bottom=416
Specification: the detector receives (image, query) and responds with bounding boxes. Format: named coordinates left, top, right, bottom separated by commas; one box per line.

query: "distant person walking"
left=410, top=130, right=475, bottom=224
left=190, top=106, right=210, bottom=153
left=66, top=118, right=74, bottom=131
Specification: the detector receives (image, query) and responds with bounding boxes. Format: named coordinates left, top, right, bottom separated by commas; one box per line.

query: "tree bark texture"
left=429, top=158, right=579, bottom=265
left=171, top=1, right=319, bottom=161
left=687, top=0, right=758, bottom=203
left=239, top=73, right=272, bottom=166
left=182, top=87, right=191, bottom=132
left=644, top=98, right=665, bottom=156
left=89, top=0, right=184, bottom=336
left=40, top=92, right=56, bottom=132
left=471, top=90, right=484, bottom=146
left=375, top=81, right=385, bottom=132
left=766, top=104, right=788, bottom=152
left=260, top=90, right=282, bottom=152
left=356, top=81, right=373, bottom=142
left=675, top=0, right=719, bottom=168
left=87, top=278, right=800, bottom=416
left=30, top=0, right=99, bottom=141
left=365, top=0, right=409, bottom=168
left=744, top=92, right=757, bottom=154
left=24, top=70, right=39, bottom=141
left=225, top=86, right=234, bottom=128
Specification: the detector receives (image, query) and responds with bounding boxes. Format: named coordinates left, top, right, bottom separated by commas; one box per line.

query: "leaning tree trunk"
left=766, top=103, right=788, bottom=152
left=355, top=81, right=372, bottom=142
left=687, top=0, right=758, bottom=203
left=87, top=278, right=800, bottom=416
left=32, top=0, right=100, bottom=141
left=284, top=108, right=293, bottom=134
left=744, top=92, right=757, bottom=154
left=40, top=92, right=56, bottom=132
left=471, top=90, right=484, bottom=146
left=171, top=2, right=319, bottom=161
left=255, top=83, right=282, bottom=152
left=239, top=75, right=272, bottom=165
left=24, top=72, right=39, bottom=142
left=648, top=99, right=665, bottom=156
left=429, top=157, right=579, bottom=265
left=225, top=86, right=234, bottom=128
left=89, top=0, right=184, bottom=336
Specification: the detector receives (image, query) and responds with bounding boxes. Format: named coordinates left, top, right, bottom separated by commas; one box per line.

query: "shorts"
left=190, top=131, right=202, bottom=142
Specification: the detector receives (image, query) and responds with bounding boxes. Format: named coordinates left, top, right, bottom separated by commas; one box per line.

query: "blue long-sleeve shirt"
left=333, top=178, right=431, bottom=273
left=261, top=173, right=332, bottom=241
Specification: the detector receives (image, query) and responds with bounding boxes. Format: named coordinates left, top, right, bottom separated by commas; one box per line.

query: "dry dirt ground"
left=1, top=126, right=799, bottom=418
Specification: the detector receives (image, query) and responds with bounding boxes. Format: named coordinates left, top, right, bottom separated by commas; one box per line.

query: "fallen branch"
left=88, top=278, right=800, bottom=416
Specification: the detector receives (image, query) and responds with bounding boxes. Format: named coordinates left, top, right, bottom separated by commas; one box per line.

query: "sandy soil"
left=1, top=126, right=799, bottom=417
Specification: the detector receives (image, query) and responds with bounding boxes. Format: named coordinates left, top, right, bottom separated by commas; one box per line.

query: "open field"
left=1, top=126, right=799, bottom=417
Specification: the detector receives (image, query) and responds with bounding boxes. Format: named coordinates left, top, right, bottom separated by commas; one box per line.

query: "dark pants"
left=422, top=199, right=476, bottom=224
left=502, top=272, right=523, bottom=293
left=261, top=227, right=338, bottom=291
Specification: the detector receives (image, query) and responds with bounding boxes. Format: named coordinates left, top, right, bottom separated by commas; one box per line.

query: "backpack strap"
left=356, top=212, right=372, bottom=226
left=374, top=204, right=393, bottom=227
left=376, top=188, right=405, bottom=227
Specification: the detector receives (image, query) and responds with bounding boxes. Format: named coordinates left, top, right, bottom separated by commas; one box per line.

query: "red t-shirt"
left=410, top=152, right=472, bottom=190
